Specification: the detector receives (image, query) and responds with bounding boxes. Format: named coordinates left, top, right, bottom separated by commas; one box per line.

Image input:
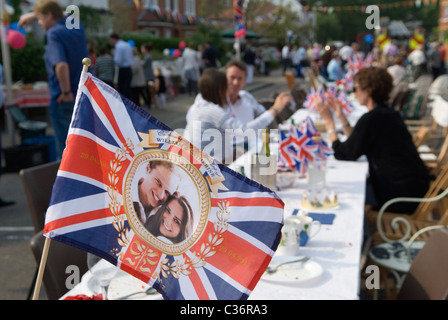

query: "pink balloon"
left=173, top=49, right=181, bottom=57
left=179, top=41, right=186, bottom=49
left=8, top=29, right=26, bottom=49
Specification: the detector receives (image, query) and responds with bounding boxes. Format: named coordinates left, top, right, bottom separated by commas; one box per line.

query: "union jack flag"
left=278, top=130, right=296, bottom=169
left=289, top=126, right=318, bottom=175
left=303, top=88, right=324, bottom=112
left=43, top=72, right=284, bottom=300
left=337, top=90, right=355, bottom=116
left=299, top=117, right=333, bottom=160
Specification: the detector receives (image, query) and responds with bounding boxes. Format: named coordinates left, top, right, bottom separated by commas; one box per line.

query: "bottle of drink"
left=260, top=128, right=270, bottom=156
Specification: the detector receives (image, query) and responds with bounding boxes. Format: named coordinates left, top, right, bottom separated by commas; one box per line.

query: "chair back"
left=20, top=161, right=60, bottom=233
left=412, top=125, right=430, bottom=148
left=397, top=227, right=448, bottom=300
left=413, top=164, right=448, bottom=220
left=30, top=230, right=88, bottom=300
left=284, top=71, right=295, bottom=91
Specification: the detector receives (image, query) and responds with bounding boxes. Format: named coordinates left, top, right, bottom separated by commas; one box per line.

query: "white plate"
left=261, top=256, right=324, bottom=285
left=107, top=273, right=153, bottom=300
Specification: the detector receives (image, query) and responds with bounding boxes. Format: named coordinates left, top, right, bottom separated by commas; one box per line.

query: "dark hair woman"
left=316, top=67, right=430, bottom=214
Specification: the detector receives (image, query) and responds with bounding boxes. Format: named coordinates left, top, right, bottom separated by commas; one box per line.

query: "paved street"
left=0, top=68, right=290, bottom=300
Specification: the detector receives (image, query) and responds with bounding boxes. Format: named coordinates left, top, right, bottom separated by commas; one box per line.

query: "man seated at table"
left=224, top=60, right=291, bottom=155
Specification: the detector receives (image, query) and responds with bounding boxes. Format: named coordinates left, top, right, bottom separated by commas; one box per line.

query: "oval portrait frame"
left=123, top=149, right=210, bottom=256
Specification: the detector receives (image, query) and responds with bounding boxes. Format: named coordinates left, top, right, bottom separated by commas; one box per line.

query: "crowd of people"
left=8, top=0, right=445, bottom=234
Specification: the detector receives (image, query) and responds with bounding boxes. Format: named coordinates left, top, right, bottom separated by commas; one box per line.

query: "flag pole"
left=82, top=57, right=91, bottom=73
left=32, top=58, right=90, bottom=300
left=32, top=237, right=51, bottom=300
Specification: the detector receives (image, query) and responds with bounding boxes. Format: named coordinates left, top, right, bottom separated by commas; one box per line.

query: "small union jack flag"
left=303, top=88, right=324, bottom=112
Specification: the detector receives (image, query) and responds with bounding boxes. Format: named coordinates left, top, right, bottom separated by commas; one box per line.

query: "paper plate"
left=261, top=256, right=324, bottom=285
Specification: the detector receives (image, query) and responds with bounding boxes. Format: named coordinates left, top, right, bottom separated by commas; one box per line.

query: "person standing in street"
left=109, top=33, right=134, bottom=98
left=19, top=0, right=88, bottom=160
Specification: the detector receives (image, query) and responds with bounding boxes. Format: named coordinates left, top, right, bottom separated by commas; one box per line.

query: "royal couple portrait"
left=131, top=159, right=197, bottom=245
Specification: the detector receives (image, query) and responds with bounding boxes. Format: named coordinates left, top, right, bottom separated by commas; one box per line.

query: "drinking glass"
left=87, top=253, right=118, bottom=300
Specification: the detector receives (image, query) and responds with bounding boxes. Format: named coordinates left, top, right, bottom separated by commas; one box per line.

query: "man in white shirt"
left=109, top=33, right=134, bottom=98
left=224, top=60, right=290, bottom=152
left=408, top=45, right=426, bottom=81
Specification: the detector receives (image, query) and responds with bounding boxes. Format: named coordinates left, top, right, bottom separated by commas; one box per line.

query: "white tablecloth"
left=230, top=153, right=368, bottom=300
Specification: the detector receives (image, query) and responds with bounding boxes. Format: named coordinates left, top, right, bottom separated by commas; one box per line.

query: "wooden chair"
left=366, top=164, right=448, bottom=244
left=20, top=161, right=61, bottom=233
left=30, top=230, right=88, bottom=300
left=20, top=161, right=60, bottom=299
left=419, top=134, right=448, bottom=176
left=412, top=125, right=430, bottom=148
left=284, top=71, right=295, bottom=91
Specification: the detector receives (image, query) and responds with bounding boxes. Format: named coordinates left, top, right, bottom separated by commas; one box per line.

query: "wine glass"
left=87, top=253, right=118, bottom=300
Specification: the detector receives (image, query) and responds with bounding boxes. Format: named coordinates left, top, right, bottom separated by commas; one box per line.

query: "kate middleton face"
left=159, top=199, right=184, bottom=240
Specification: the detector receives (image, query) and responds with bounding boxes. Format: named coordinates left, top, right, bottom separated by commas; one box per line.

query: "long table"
left=61, top=103, right=369, bottom=300
left=243, top=156, right=368, bottom=300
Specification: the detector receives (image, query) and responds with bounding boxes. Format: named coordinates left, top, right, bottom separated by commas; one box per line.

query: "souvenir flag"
left=43, top=71, right=284, bottom=300
left=303, top=88, right=324, bottom=112
left=337, top=90, right=355, bottom=116
left=299, top=117, right=333, bottom=160
left=288, top=126, right=318, bottom=175
left=278, top=129, right=296, bottom=169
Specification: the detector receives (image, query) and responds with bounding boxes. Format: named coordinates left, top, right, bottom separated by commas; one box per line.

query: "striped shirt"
left=95, top=55, right=115, bottom=83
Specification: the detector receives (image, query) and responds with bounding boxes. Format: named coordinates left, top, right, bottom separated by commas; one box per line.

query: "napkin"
left=291, top=209, right=336, bottom=225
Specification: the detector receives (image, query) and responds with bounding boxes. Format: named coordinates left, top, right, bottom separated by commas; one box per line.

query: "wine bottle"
left=260, top=128, right=270, bottom=156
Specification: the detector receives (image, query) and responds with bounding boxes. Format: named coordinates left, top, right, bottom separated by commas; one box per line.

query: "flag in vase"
left=299, top=117, right=334, bottom=160
left=43, top=72, right=284, bottom=300
left=288, top=125, right=318, bottom=175
left=303, top=88, right=324, bottom=112
left=278, top=129, right=296, bottom=169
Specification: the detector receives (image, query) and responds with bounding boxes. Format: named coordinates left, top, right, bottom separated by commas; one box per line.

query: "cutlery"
left=115, top=287, right=158, bottom=300
left=266, top=256, right=310, bottom=274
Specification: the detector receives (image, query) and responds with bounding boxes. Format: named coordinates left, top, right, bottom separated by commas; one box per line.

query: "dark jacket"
left=332, top=104, right=430, bottom=213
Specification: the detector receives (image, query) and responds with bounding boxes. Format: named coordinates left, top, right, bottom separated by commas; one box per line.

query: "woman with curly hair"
left=316, top=67, right=430, bottom=214
left=145, top=192, right=194, bottom=244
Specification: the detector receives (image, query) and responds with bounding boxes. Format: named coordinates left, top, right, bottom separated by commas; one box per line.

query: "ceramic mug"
left=276, top=216, right=303, bottom=256
left=297, top=216, right=321, bottom=246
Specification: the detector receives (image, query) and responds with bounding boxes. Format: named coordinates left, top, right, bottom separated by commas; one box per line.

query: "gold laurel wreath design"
left=153, top=200, right=230, bottom=281
left=107, top=137, right=228, bottom=280
left=108, top=138, right=134, bottom=261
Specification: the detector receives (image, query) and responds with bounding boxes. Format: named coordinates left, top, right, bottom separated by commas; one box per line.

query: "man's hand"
left=18, top=12, right=36, bottom=28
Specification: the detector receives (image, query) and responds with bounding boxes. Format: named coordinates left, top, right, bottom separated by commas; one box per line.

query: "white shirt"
left=387, top=64, right=406, bottom=86
left=408, top=49, right=426, bottom=66
left=185, top=94, right=274, bottom=163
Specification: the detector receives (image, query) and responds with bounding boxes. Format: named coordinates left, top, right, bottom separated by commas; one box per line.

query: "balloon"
left=179, top=41, right=186, bottom=49
left=8, top=29, right=26, bottom=49
left=127, top=39, right=135, bottom=47
left=163, top=48, right=170, bottom=56
left=365, top=34, right=373, bottom=44
left=10, top=22, right=26, bottom=35
left=173, top=49, right=181, bottom=58
left=170, top=48, right=175, bottom=56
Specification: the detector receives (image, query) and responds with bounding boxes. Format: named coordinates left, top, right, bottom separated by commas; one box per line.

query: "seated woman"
left=316, top=67, right=430, bottom=214
left=145, top=192, right=194, bottom=244
left=184, top=68, right=292, bottom=164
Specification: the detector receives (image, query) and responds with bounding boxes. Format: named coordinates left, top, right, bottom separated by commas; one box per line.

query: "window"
left=184, top=0, right=196, bottom=16
left=165, top=0, right=171, bottom=11
left=173, top=0, right=179, bottom=12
